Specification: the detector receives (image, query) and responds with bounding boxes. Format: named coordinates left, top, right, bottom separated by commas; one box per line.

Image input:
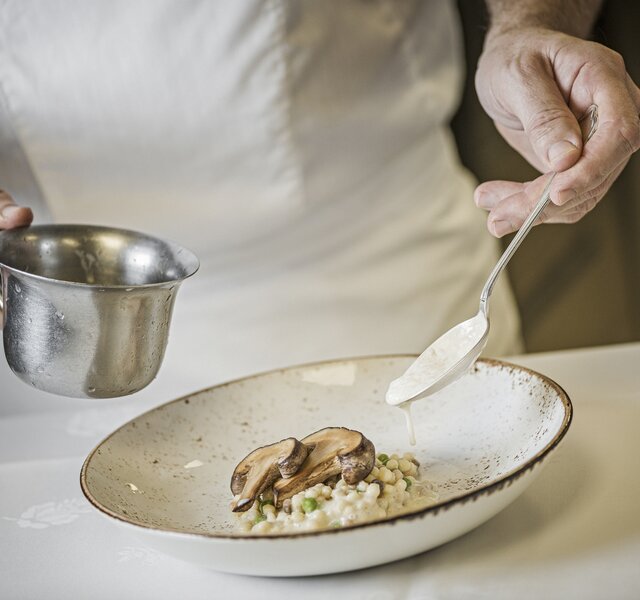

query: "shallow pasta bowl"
left=80, top=356, right=571, bottom=576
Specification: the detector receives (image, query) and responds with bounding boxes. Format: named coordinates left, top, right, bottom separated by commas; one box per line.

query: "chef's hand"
left=0, top=190, right=32, bottom=229
left=474, top=27, right=640, bottom=237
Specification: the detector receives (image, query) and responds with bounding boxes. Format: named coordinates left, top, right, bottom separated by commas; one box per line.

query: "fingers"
left=480, top=175, right=554, bottom=237
left=523, top=105, right=583, bottom=173
left=474, top=180, right=526, bottom=211
left=0, top=190, right=33, bottom=229
left=476, top=161, right=624, bottom=237
left=500, top=57, right=584, bottom=172
left=547, top=159, right=628, bottom=223
left=551, top=116, right=639, bottom=206
left=551, top=64, right=640, bottom=206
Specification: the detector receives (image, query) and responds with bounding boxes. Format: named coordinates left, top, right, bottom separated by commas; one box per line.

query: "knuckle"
left=579, top=160, right=610, bottom=191
left=565, top=196, right=601, bottom=224
left=577, top=203, right=591, bottom=218
left=576, top=179, right=609, bottom=205
left=587, top=197, right=600, bottom=212
left=565, top=170, right=596, bottom=197
left=567, top=204, right=592, bottom=223
left=592, top=177, right=612, bottom=198
left=580, top=197, right=600, bottom=214
left=606, top=49, right=626, bottom=72
left=514, top=54, right=545, bottom=79
left=525, top=108, right=573, bottom=143
left=616, top=118, right=640, bottom=155
left=581, top=187, right=601, bottom=203
left=590, top=44, right=626, bottom=72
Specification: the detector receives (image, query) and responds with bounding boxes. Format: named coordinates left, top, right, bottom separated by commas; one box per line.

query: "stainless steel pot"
left=0, top=224, right=199, bottom=398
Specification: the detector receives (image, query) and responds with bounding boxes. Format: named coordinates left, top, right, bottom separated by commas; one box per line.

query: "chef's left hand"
left=0, top=189, right=33, bottom=229
left=474, top=27, right=640, bottom=237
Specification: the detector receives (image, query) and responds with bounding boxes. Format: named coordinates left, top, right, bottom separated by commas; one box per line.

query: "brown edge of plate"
left=80, top=356, right=572, bottom=541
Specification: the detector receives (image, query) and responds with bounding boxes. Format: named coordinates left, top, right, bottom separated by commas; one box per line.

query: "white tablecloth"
left=2, top=343, right=639, bottom=599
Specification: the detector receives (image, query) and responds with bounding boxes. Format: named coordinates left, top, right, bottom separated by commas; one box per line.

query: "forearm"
left=485, top=0, right=604, bottom=39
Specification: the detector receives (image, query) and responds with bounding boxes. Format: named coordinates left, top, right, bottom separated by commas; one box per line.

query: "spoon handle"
left=479, top=175, right=555, bottom=314
left=479, top=104, right=599, bottom=315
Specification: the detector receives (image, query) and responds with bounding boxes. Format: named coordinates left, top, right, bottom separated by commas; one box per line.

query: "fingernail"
left=475, top=190, right=494, bottom=209
left=555, top=188, right=577, bottom=205
left=548, top=140, right=579, bottom=167
left=490, top=219, right=512, bottom=237
left=0, top=204, right=20, bottom=220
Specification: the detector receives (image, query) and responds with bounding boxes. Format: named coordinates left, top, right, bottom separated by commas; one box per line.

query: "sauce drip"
left=400, top=403, right=416, bottom=446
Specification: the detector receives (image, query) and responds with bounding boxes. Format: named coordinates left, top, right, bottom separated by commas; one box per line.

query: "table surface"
left=2, top=342, right=639, bottom=600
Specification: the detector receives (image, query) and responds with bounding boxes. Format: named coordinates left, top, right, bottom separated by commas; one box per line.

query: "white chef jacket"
left=0, top=0, right=522, bottom=412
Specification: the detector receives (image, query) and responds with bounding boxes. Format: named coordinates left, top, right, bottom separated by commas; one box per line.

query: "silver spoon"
left=386, top=104, right=599, bottom=411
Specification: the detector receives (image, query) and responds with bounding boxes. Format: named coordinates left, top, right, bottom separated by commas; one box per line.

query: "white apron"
left=0, top=0, right=521, bottom=412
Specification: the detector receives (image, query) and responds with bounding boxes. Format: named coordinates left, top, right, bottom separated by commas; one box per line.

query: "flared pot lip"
left=0, top=224, right=200, bottom=290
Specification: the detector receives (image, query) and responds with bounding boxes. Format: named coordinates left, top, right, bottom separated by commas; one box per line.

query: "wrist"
left=484, top=24, right=551, bottom=52
left=485, top=0, right=603, bottom=41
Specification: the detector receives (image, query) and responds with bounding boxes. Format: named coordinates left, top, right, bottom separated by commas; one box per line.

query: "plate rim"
left=80, top=356, right=572, bottom=541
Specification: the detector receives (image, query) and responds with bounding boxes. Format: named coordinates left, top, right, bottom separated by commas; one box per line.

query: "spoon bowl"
left=386, top=312, right=488, bottom=405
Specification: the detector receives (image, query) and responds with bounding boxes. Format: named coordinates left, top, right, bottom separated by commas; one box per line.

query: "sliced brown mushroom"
left=230, top=437, right=310, bottom=512
left=273, top=427, right=375, bottom=508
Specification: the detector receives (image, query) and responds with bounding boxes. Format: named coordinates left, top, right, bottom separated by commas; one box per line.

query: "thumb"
left=0, top=190, right=33, bottom=229
left=515, top=78, right=583, bottom=172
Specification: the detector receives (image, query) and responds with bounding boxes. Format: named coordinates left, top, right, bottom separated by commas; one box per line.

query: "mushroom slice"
left=273, top=427, right=375, bottom=508
left=230, top=437, right=310, bottom=512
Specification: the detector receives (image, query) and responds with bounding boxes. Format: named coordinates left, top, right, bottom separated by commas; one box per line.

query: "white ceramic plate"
left=81, top=357, right=571, bottom=576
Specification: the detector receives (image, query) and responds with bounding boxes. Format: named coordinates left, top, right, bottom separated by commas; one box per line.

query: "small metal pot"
left=0, top=224, right=199, bottom=398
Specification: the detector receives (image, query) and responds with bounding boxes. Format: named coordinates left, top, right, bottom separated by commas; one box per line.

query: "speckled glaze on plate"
left=81, top=357, right=571, bottom=576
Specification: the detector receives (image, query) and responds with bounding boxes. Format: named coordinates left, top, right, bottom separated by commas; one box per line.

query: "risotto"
left=234, top=452, right=438, bottom=534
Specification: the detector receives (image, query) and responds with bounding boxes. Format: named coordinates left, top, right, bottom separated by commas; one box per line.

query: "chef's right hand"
left=0, top=190, right=33, bottom=229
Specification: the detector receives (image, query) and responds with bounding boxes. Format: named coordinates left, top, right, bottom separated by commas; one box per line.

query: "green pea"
left=403, top=477, right=412, bottom=489
left=302, top=497, right=318, bottom=513
left=258, top=499, right=274, bottom=513
left=254, top=514, right=267, bottom=524
left=377, top=453, right=389, bottom=464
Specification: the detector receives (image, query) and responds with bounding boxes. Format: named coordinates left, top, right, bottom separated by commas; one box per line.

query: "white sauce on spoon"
left=386, top=314, right=487, bottom=444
